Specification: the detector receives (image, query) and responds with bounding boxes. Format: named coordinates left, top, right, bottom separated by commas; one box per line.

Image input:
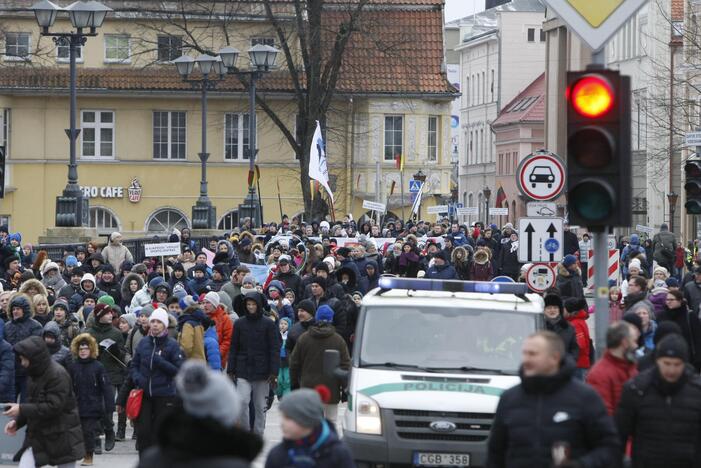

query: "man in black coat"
left=616, top=335, right=701, bottom=467
left=487, top=331, right=619, bottom=468
left=286, top=299, right=316, bottom=358
left=228, top=291, right=280, bottom=436
left=543, top=294, right=579, bottom=362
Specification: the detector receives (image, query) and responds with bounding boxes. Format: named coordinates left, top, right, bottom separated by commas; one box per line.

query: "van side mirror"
left=323, top=349, right=349, bottom=387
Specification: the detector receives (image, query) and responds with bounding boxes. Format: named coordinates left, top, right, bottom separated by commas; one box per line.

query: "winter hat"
left=51, top=298, right=69, bottom=313
left=653, top=266, right=670, bottom=278
left=310, top=276, right=327, bottom=290
left=138, top=303, right=159, bottom=318
left=94, top=303, right=113, bottom=321
left=150, top=308, right=170, bottom=328
left=97, top=295, right=115, bottom=307
left=315, top=304, right=335, bottom=323
left=203, top=291, right=220, bottom=308
left=242, top=275, right=256, bottom=287
left=3, top=254, right=19, bottom=269
left=543, top=294, right=563, bottom=314
left=119, top=313, right=137, bottom=329
left=131, top=264, right=148, bottom=275
left=191, top=263, right=208, bottom=274
left=9, top=296, right=31, bottom=317
left=212, top=263, right=228, bottom=276
left=217, top=291, right=233, bottom=312
left=41, top=262, right=60, bottom=275
left=666, top=277, right=680, bottom=288
left=109, top=232, right=122, bottom=242
left=323, top=256, right=336, bottom=271
left=148, top=277, right=165, bottom=289
left=434, top=250, right=449, bottom=262
left=279, top=388, right=325, bottom=429
left=8, top=233, right=21, bottom=244
left=278, top=254, right=291, bottom=265
left=99, top=263, right=116, bottom=275
left=172, top=284, right=188, bottom=300
left=179, top=295, right=199, bottom=311
left=628, top=258, right=642, bottom=271
left=563, top=297, right=583, bottom=313
left=176, top=360, right=241, bottom=428
left=297, top=299, right=316, bottom=317
left=239, top=237, right=252, bottom=247
left=622, top=312, right=644, bottom=337
left=336, top=247, right=351, bottom=258
left=562, top=254, right=578, bottom=268
left=656, top=334, right=689, bottom=362
left=654, top=321, right=683, bottom=347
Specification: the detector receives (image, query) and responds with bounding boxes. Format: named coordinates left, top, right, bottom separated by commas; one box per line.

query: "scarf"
left=286, top=420, right=330, bottom=468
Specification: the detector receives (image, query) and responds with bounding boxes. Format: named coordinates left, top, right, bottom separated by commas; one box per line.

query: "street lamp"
left=413, top=170, right=427, bottom=220
left=220, top=44, right=279, bottom=228
left=668, top=191, right=679, bottom=232
left=31, top=0, right=112, bottom=227
left=483, top=186, right=492, bottom=224
left=174, top=54, right=227, bottom=229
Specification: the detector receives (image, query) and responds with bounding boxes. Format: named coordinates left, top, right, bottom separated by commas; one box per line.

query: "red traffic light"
left=568, top=75, right=614, bottom=118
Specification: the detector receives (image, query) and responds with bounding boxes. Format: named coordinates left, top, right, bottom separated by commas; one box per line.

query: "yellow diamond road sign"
left=543, top=0, right=648, bottom=52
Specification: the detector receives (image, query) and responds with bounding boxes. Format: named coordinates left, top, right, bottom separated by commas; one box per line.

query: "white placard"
left=427, top=205, right=449, bottom=214
left=490, top=208, right=509, bottom=216
left=527, top=201, right=558, bottom=217
left=457, top=207, right=479, bottom=216
left=635, top=224, right=654, bottom=235
left=144, top=242, right=181, bottom=257
left=362, top=200, right=386, bottom=213
left=686, top=132, right=701, bottom=147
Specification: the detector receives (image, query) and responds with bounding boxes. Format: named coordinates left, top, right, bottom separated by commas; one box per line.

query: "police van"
left=325, top=277, right=544, bottom=467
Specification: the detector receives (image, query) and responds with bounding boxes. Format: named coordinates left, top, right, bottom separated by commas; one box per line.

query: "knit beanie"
left=149, top=277, right=165, bottom=289
left=311, top=276, right=327, bottom=290
left=94, top=303, right=113, bottom=321
left=203, top=291, right=220, bottom=308
left=150, top=308, right=170, bottom=328
left=543, top=294, right=563, bottom=314
left=656, top=334, right=689, bottom=362
left=139, top=303, right=159, bottom=318
left=279, top=388, right=324, bottom=429
left=120, top=313, right=137, bottom=329
left=242, top=275, right=256, bottom=287
left=562, top=254, right=577, bottom=267
left=51, top=298, right=69, bottom=313
left=654, top=322, right=683, bottom=347
left=97, top=295, right=116, bottom=307
left=65, top=255, right=78, bottom=267
left=315, top=304, right=334, bottom=323
left=628, top=258, right=642, bottom=271
left=297, top=299, right=316, bottom=316
left=666, top=277, right=680, bottom=288
left=172, top=284, right=188, bottom=300
left=179, top=295, right=199, bottom=311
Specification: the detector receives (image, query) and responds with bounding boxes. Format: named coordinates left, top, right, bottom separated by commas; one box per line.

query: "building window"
left=512, top=152, right=518, bottom=174
left=490, top=69, right=494, bottom=102
left=104, top=35, right=130, bottom=63
left=218, top=210, right=239, bottom=230
left=384, top=115, right=403, bottom=161
left=146, top=208, right=190, bottom=233
left=480, top=129, right=484, bottom=163
left=427, top=116, right=438, bottom=161
left=157, top=35, right=182, bottom=62
left=251, top=37, right=275, bottom=47
left=56, top=39, right=83, bottom=62
left=153, top=111, right=186, bottom=159
left=527, top=28, right=535, bottom=42
left=89, top=207, right=120, bottom=234
left=539, top=29, right=546, bottom=42
left=81, top=111, right=114, bottom=158
left=224, top=113, right=250, bottom=160
left=1, top=109, right=9, bottom=157
left=4, top=32, right=30, bottom=60
left=466, top=77, right=470, bottom=106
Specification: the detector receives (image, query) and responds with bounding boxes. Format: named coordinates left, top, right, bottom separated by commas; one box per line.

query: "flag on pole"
left=495, top=185, right=507, bottom=208
left=394, top=153, right=404, bottom=171
left=308, top=120, right=334, bottom=202
left=411, top=181, right=424, bottom=216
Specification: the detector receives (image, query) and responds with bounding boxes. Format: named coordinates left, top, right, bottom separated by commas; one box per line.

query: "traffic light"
left=566, top=70, right=631, bottom=227
left=685, top=160, right=701, bottom=214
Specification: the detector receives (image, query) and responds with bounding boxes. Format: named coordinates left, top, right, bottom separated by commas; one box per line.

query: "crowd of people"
left=0, top=216, right=696, bottom=467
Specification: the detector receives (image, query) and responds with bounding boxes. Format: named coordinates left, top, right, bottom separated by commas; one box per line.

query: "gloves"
left=268, top=374, right=278, bottom=387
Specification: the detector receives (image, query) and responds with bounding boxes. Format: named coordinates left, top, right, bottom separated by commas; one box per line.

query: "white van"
left=326, top=277, right=545, bottom=467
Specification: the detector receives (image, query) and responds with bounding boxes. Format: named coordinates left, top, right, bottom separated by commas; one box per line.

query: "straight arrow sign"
left=547, top=223, right=558, bottom=263
left=518, top=217, right=564, bottom=263
left=525, top=223, right=535, bottom=262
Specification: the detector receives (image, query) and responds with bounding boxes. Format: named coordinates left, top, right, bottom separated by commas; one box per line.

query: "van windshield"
left=359, top=306, right=538, bottom=374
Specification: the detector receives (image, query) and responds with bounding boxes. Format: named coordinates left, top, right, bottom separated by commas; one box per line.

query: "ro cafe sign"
left=80, top=178, right=143, bottom=203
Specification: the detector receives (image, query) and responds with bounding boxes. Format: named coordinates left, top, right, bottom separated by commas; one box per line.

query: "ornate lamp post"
left=31, top=0, right=111, bottom=227
left=668, top=191, right=679, bottom=233
left=483, top=186, right=492, bottom=224
left=219, top=44, right=279, bottom=228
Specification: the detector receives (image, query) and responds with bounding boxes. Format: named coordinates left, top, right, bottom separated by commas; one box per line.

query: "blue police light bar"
left=377, top=277, right=529, bottom=295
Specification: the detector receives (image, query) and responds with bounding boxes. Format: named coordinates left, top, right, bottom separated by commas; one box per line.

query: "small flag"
left=308, top=120, right=334, bottom=202
left=394, top=153, right=404, bottom=171
left=247, top=165, right=261, bottom=188
left=495, top=185, right=507, bottom=208
left=411, top=182, right=424, bottom=216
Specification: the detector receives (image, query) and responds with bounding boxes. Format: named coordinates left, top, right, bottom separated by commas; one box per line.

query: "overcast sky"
left=444, top=0, right=485, bottom=22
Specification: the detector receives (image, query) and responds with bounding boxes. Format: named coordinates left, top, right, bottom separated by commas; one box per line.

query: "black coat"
left=286, top=319, right=315, bottom=356
left=265, top=421, right=354, bottom=468
left=228, top=295, right=280, bottom=381
left=69, top=357, right=114, bottom=418
left=556, top=264, right=585, bottom=302
left=683, top=281, right=701, bottom=319
left=137, top=410, right=262, bottom=468
left=616, top=367, right=701, bottom=467
left=545, top=317, right=580, bottom=362
left=86, top=322, right=127, bottom=386
left=13, top=337, right=84, bottom=466
left=657, top=305, right=701, bottom=370
left=0, top=339, right=14, bottom=403
left=5, top=314, right=43, bottom=377
left=486, top=359, right=620, bottom=468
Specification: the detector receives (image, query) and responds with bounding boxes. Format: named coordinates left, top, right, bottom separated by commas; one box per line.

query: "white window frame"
left=89, top=206, right=121, bottom=234
left=383, top=115, right=403, bottom=162
left=224, top=112, right=251, bottom=161
left=56, top=40, right=83, bottom=63
left=218, top=210, right=240, bottom=230
left=152, top=111, right=187, bottom=160
left=104, top=35, right=131, bottom=64
left=427, top=116, right=438, bottom=162
left=1, top=109, right=10, bottom=158
left=4, top=32, right=31, bottom=62
left=251, top=37, right=275, bottom=47
left=80, top=110, right=115, bottom=159
left=145, top=207, right=191, bottom=233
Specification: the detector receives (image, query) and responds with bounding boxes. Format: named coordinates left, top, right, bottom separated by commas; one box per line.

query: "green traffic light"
left=686, top=200, right=701, bottom=215
left=570, top=181, right=614, bottom=222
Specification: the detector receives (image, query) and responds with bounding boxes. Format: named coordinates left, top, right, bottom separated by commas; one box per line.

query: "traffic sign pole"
left=593, top=230, right=608, bottom=360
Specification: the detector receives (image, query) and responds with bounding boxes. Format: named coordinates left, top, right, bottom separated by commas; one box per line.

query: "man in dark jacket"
left=265, top=388, right=355, bottom=468
left=86, top=303, right=126, bottom=451
left=486, top=331, right=619, bottom=468
left=289, top=305, right=350, bottom=424
left=4, top=295, right=42, bottom=403
left=683, top=267, right=701, bottom=317
left=543, top=294, right=579, bottom=362
left=425, top=250, right=458, bottom=280
left=96, top=264, right=122, bottom=306
left=275, top=255, right=302, bottom=303
left=3, top=336, right=85, bottom=467
left=58, top=267, right=83, bottom=301
left=497, top=232, right=521, bottom=280
left=286, top=299, right=316, bottom=356
left=335, top=247, right=360, bottom=280
left=228, top=291, right=280, bottom=436
left=652, top=223, right=676, bottom=273
left=616, top=334, right=701, bottom=467
left=556, top=254, right=585, bottom=302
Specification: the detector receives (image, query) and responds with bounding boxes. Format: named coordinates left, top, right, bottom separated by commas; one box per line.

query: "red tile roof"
left=0, top=5, right=454, bottom=96
left=672, top=0, right=683, bottom=21
left=492, top=73, right=545, bottom=127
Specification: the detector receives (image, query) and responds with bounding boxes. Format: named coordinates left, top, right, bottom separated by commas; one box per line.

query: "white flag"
left=411, top=182, right=424, bottom=216
left=308, top=120, right=334, bottom=202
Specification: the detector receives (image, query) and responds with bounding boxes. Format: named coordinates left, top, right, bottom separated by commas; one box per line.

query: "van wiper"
left=423, top=366, right=516, bottom=375
left=361, top=362, right=437, bottom=372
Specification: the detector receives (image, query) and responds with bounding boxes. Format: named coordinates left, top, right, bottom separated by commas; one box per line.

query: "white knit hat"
left=203, top=291, right=220, bottom=308
left=150, top=308, right=170, bottom=328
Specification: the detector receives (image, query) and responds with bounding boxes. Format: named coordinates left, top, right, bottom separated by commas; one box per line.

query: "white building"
left=452, top=0, right=546, bottom=222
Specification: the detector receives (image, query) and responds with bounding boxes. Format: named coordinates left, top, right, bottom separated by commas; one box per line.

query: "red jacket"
left=208, top=305, right=233, bottom=366
left=586, top=351, right=637, bottom=415
left=566, top=310, right=591, bottom=369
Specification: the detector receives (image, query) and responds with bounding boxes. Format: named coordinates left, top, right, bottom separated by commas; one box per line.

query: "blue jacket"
left=188, top=277, right=213, bottom=296
left=130, top=334, right=184, bottom=398
left=265, top=420, right=355, bottom=468
left=451, top=232, right=469, bottom=247
left=426, top=263, right=458, bottom=280
left=339, top=258, right=360, bottom=280
left=204, top=327, right=221, bottom=371
left=69, top=358, right=114, bottom=418
left=0, top=339, right=14, bottom=403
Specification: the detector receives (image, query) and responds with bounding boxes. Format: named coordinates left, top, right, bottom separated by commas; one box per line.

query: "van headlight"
left=356, top=393, right=382, bottom=435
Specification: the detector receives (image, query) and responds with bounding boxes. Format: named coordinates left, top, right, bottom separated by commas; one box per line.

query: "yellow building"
left=0, top=0, right=456, bottom=242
